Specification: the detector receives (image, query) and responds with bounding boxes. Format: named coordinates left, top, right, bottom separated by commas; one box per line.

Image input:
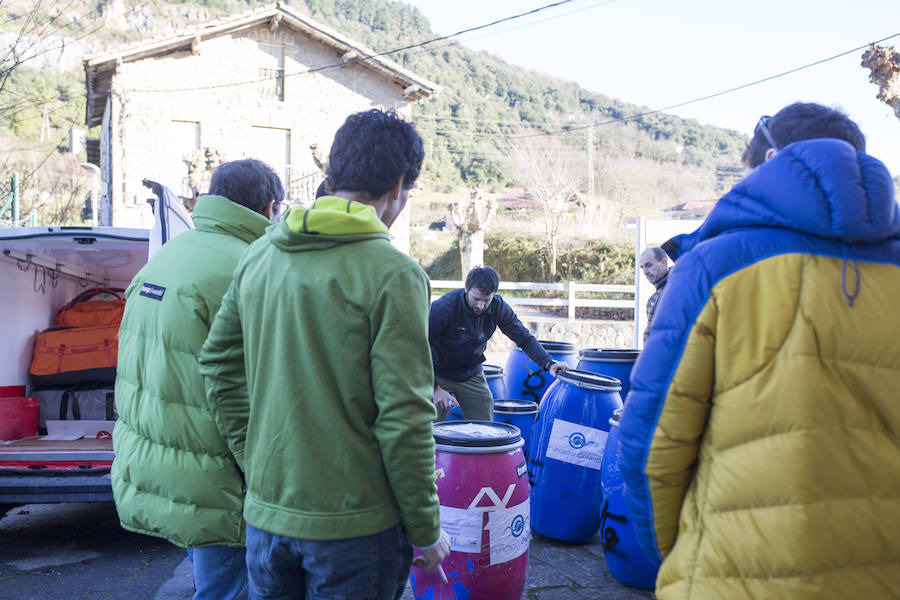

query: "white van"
left=0, top=183, right=191, bottom=509
left=0, top=226, right=148, bottom=506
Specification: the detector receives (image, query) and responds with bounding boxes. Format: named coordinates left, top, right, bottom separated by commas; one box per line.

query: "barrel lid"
left=557, top=369, right=622, bottom=391
left=538, top=340, right=576, bottom=353
left=493, top=399, right=539, bottom=413
left=578, top=348, right=640, bottom=362
left=433, top=420, right=521, bottom=447
left=483, top=364, right=504, bottom=377
left=609, top=407, right=623, bottom=427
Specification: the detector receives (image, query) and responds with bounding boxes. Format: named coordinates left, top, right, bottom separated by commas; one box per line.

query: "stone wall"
left=106, top=25, right=416, bottom=250
left=486, top=317, right=636, bottom=355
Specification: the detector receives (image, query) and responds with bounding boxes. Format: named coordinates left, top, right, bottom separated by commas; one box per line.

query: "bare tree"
left=0, top=138, right=91, bottom=225
left=183, top=146, right=225, bottom=211
left=861, top=44, right=900, bottom=121
left=449, top=186, right=496, bottom=276
left=503, top=137, right=583, bottom=279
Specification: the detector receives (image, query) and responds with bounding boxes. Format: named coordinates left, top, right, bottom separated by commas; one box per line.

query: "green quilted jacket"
left=111, top=195, right=270, bottom=548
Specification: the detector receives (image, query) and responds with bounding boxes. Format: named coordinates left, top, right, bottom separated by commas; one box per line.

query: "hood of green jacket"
left=193, top=194, right=270, bottom=244
left=274, top=196, right=390, bottom=251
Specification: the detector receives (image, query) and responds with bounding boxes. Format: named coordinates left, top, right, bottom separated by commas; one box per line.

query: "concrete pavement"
left=401, top=529, right=655, bottom=600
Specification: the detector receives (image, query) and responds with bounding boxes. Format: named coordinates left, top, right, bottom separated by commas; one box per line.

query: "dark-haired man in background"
left=113, top=159, right=283, bottom=600
left=618, top=102, right=900, bottom=599
left=430, top=266, right=569, bottom=420
left=200, top=109, right=449, bottom=599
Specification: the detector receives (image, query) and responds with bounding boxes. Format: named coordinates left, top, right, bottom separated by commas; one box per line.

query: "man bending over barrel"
left=429, top=266, right=569, bottom=420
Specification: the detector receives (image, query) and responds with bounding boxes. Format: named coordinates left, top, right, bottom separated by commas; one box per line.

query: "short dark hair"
left=327, top=109, right=424, bottom=199
left=209, top=159, right=284, bottom=215
left=465, top=266, right=500, bottom=294
left=315, top=180, right=330, bottom=199
left=644, top=246, right=667, bottom=262
left=742, top=102, right=866, bottom=168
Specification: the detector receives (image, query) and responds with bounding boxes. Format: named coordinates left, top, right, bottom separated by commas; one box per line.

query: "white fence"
left=430, top=280, right=635, bottom=322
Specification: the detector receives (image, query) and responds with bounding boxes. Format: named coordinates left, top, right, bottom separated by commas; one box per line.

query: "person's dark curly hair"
left=742, top=102, right=866, bottom=168
left=327, top=109, right=424, bottom=199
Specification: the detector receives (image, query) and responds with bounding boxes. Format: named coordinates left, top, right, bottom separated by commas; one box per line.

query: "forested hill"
left=1, top=0, right=748, bottom=193
left=305, top=0, right=747, bottom=186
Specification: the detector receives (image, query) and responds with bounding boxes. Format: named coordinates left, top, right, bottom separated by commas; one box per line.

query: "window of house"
left=258, top=42, right=285, bottom=101
left=250, top=126, right=291, bottom=199
left=169, top=120, right=201, bottom=198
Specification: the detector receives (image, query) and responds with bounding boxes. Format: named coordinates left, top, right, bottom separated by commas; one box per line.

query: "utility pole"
left=586, top=128, right=595, bottom=200
left=40, top=105, right=50, bottom=142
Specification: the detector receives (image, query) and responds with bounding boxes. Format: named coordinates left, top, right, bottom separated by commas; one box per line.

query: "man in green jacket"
left=200, top=109, right=449, bottom=599
left=112, top=159, right=283, bottom=600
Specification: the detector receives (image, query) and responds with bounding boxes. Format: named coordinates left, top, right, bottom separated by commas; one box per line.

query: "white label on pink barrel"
left=546, top=418, right=608, bottom=470
left=439, top=505, right=483, bottom=552
left=486, top=498, right=531, bottom=565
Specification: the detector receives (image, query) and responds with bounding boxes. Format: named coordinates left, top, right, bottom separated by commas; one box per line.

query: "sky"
left=403, top=0, right=900, bottom=176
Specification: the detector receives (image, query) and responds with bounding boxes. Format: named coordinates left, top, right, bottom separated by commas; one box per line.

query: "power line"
left=126, top=0, right=584, bottom=94
left=512, top=31, right=900, bottom=139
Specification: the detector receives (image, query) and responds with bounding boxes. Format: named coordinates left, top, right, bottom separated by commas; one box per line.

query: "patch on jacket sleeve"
left=139, top=283, right=166, bottom=301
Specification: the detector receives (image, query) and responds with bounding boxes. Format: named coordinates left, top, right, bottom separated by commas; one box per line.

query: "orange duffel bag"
left=55, top=287, right=125, bottom=327
left=30, top=325, right=119, bottom=388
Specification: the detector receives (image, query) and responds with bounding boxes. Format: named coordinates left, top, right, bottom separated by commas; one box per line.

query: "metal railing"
left=430, top=280, right=635, bottom=321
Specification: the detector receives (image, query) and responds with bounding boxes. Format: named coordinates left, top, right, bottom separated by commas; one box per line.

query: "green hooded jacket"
left=199, top=196, right=441, bottom=547
left=112, top=195, right=270, bottom=548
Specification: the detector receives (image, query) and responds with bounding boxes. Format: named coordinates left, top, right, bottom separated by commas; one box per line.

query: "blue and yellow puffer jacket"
left=618, top=139, right=900, bottom=600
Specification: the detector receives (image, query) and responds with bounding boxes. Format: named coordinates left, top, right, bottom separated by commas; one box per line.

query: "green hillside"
left=1, top=0, right=746, bottom=189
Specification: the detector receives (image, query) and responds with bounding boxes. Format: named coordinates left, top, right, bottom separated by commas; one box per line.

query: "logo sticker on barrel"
left=545, top=418, right=607, bottom=470
left=486, top=499, right=531, bottom=565
left=439, top=505, right=483, bottom=553
left=467, top=484, right=516, bottom=511
left=516, top=461, right=526, bottom=479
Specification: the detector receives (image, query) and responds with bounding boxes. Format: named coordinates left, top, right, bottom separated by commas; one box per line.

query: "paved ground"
left=1, top=502, right=654, bottom=599
left=401, top=529, right=655, bottom=600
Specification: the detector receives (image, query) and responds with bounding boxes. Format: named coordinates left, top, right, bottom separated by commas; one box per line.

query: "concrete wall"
left=104, top=25, right=416, bottom=250
left=486, top=317, right=636, bottom=356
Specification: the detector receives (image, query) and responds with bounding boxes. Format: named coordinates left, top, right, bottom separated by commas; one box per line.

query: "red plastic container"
left=0, top=385, right=27, bottom=398
left=0, top=396, right=39, bottom=441
left=411, top=421, right=530, bottom=600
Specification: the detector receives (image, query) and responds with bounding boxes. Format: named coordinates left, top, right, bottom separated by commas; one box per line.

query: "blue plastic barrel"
left=576, top=349, right=640, bottom=400
left=483, top=364, right=508, bottom=399
left=528, top=370, right=623, bottom=543
left=600, top=409, right=659, bottom=589
left=493, top=399, right=539, bottom=458
left=504, top=340, right=578, bottom=404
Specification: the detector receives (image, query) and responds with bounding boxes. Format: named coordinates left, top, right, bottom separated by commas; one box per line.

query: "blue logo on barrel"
left=566, top=432, right=589, bottom=449
left=509, top=514, right=526, bottom=537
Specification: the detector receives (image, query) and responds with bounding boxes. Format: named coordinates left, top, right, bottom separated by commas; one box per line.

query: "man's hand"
left=414, top=528, right=451, bottom=572
left=548, top=361, right=569, bottom=377
left=432, top=386, right=459, bottom=411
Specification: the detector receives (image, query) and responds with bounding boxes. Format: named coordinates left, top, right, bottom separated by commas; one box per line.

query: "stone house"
left=83, top=2, right=438, bottom=250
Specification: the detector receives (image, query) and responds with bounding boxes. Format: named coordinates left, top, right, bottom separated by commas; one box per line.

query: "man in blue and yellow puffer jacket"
left=618, top=102, right=900, bottom=600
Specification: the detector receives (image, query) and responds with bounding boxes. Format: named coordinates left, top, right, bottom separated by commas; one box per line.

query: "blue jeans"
left=187, top=545, right=249, bottom=600
left=245, top=523, right=412, bottom=600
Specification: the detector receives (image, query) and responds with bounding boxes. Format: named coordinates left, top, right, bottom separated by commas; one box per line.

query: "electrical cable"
left=124, top=0, right=584, bottom=93
left=511, top=31, right=900, bottom=139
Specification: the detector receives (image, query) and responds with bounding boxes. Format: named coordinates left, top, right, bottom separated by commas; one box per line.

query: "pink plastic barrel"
left=411, top=421, right=530, bottom=600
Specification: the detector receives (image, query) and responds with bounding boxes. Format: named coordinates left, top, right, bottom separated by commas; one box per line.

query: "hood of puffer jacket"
left=663, top=138, right=900, bottom=260
left=191, top=194, right=271, bottom=243
left=270, top=195, right=391, bottom=251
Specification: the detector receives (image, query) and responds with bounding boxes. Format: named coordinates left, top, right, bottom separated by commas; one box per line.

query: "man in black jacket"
left=429, top=266, right=568, bottom=420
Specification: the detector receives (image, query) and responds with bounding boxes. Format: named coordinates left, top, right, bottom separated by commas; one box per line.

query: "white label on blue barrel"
left=545, top=418, right=608, bottom=470
left=439, top=505, right=483, bottom=553
left=486, top=498, right=531, bottom=565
